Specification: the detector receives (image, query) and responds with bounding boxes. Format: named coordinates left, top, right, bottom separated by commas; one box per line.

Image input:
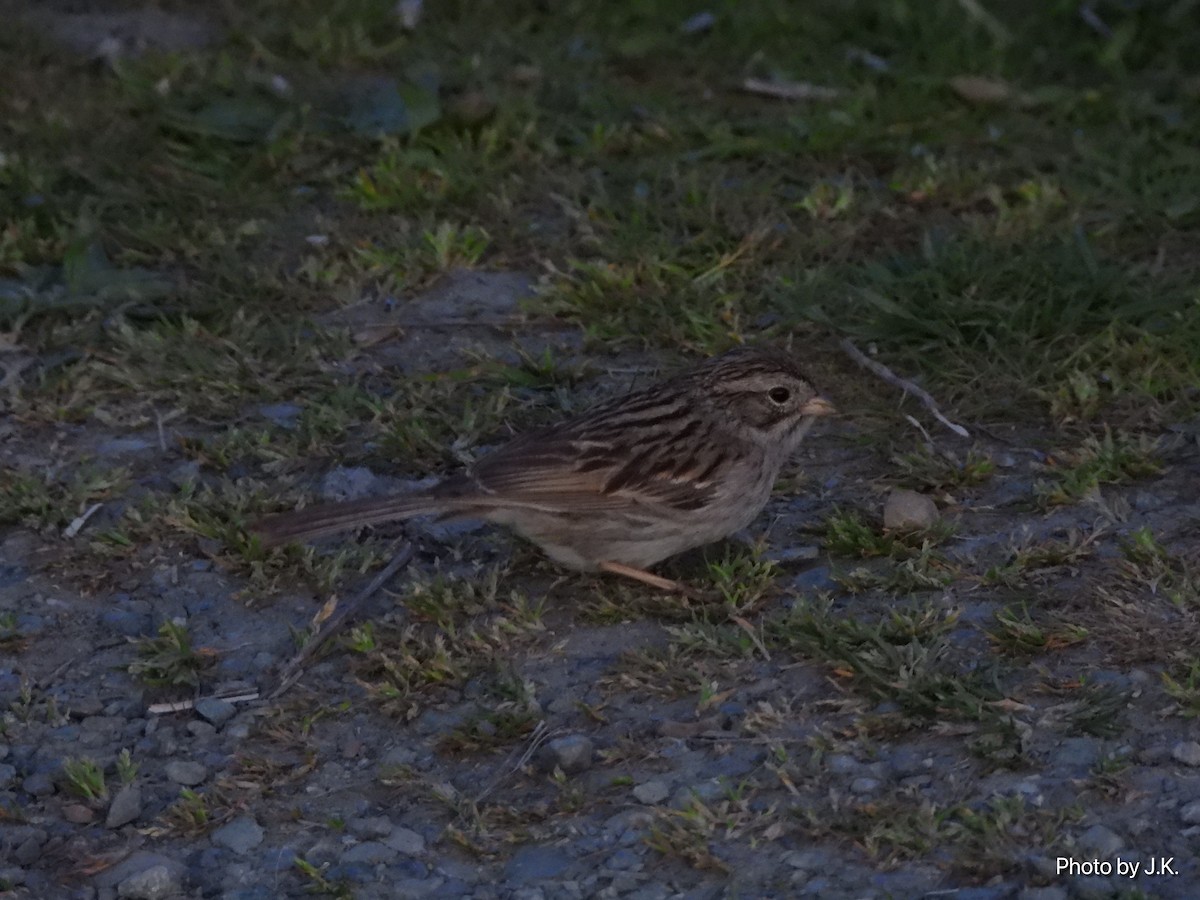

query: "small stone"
left=164, top=760, right=207, bottom=786
left=1180, top=800, right=1200, bottom=825
left=503, top=844, right=572, bottom=883
left=0, top=763, right=15, bottom=789
left=347, top=816, right=393, bottom=838
left=194, top=697, right=236, bottom=727
left=341, top=841, right=398, bottom=865
left=1077, top=823, right=1124, bottom=857
left=187, top=721, right=217, bottom=740
left=13, top=830, right=46, bottom=866
left=827, top=753, right=860, bottom=775
left=543, top=735, right=594, bottom=774
left=1172, top=741, right=1200, bottom=766
left=63, top=803, right=96, bottom=824
left=606, top=848, right=642, bottom=871
left=106, top=784, right=143, bottom=828
left=1056, top=737, right=1101, bottom=769
left=784, top=849, right=832, bottom=870
left=632, top=780, right=670, bottom=805
left=117, top=863, right=180, bottom=900
left=769, top=544, right=820, bottom=564
left=385, top=826, right=427, bottom=856
left=883, top=489, right=939, bottom=531
left=849, top=777, right=880, bottom=794
left=94, top=852, right=184, bottom=891
left=211, top=816, right=264, bottom=854
left=380, top=746, right=417, bottom=768
left=22, top=772, right=56, bottom=796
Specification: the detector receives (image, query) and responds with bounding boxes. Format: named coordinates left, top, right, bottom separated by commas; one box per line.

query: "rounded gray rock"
left=543, top=734, right=594, bottom=774
left=632, top=780, right=670, bottom=805
left=1181, top=799, right=1200, bottom=825
left=164, top=760, right=207, bottom=786
left=22, top=772, right=56, bottom=796
left=340, top=840, right=397, bottom=864
left=1171, top=741, right=1200, bottom=766
left=385, top=826, right=426, bottom=856
left=117, top=864, right=180, bottom=900
left=193, top=697, right=236, bottom=727
left=883, top=489, right=939, bottom=530
left=211, top=816, right=264, bottom=854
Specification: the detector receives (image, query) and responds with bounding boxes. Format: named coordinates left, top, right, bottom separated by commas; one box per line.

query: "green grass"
left=1034, top=429, right=1163, bottom=508
left=128, top=622, right=215, bottom=689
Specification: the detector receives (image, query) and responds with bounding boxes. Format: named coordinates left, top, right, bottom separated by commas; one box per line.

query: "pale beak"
left=800, top=395, right=837, bottom=417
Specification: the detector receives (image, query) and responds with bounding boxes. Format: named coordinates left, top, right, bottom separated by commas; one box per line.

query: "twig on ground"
left=741, top=77, right=840, bottom=102
left=904, top=414, right=936, bottom=447
left=269, top=541, right=415, bottom=701
left=838, top=337, right=971, bottom=439
left=148, top=691, right=260, bottom=716
left=63, top=503, right=103, bottom=539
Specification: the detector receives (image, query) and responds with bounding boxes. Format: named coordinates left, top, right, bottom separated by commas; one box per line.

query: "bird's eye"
left=768, top=386, right=791, bottom=404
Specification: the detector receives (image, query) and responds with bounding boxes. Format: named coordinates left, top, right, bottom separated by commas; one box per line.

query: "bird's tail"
left=252, top=495, right=445, bottom=548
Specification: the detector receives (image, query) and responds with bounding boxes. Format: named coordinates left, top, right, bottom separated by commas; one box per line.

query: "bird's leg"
left=598, top=560, right=696, bottom=597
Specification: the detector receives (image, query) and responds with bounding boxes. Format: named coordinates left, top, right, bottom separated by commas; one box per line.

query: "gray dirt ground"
left=4, top=268, right=1200, bottom=899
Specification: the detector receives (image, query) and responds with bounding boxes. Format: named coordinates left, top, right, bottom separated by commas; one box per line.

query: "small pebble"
left=165, top=761, right=208, bottom=786
left=22, top=772, right=56, bottom=797
left=347, top=816, right=393, bottom=839
left=543, top=735, right=594, bottom=774
left=106, top=784, right=143, bottom=829
left=1180, top=800, right=1200, bottom=825
left=194, top=697, right=236, bottom=727
left=340, top=841, right=397, bottom=865
left=1172, top=741, right=1200, bottom=766
left=117, top=863, right=180, bottom=900
left=632, top=780, right=670, bottom=805
left=211, top=816, right=264, bottom=855
left=883, top=489, right=939, bottom=530
left=186, top=721, right=217, bottom=740
left=63, top=803, right=96, bottom=824
left=385, top=826, right=426, bottom=856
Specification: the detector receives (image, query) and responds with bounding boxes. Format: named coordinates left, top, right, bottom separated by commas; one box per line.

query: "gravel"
left=164, top=760, right=208, bottom=786
left=211, top=817, right=265, bottom=855
left=632, top=779, right=671, bottom=804
left=106, top=783, right=143, bottom=828
left=883, top=488, right=939, bottom=530
left=3, top=268, right=1200, bottom=900
left=1171, top=741, right=1200, bottom=766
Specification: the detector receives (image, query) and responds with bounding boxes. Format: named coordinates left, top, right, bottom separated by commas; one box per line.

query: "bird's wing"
left=448, top=426, right=730, bottom=514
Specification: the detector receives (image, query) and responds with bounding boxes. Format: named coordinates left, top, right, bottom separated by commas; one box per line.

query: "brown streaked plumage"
left=253, top=346, right=835, bottom=592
